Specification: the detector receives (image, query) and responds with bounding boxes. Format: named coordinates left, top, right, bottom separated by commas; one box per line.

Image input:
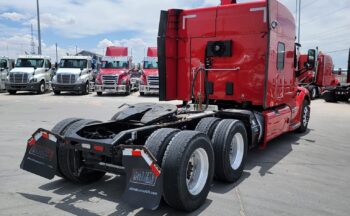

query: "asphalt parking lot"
left=0, top=91, right=349, bottom=216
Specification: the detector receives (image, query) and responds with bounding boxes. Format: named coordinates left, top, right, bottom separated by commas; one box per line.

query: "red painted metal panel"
left=147, top=47, right=158, bottom=57
left=105, top=46, right=128, bottom=57
left=261, top=105, right=291, bottom=148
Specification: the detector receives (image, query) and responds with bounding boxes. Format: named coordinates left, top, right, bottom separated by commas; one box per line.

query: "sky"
left=0, top=0, right=349, bottom=68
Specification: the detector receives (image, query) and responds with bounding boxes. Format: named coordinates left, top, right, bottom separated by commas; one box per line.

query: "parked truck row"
left=3, top=46, right=160, bottom=96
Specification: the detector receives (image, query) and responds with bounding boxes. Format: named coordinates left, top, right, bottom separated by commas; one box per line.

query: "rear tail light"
left=93, top=145, right=104, bottom=152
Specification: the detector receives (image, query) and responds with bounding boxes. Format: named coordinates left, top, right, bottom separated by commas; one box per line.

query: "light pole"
left=36, top=0, right=42, bottom=55
left=297, top=0, right=301, bottom=44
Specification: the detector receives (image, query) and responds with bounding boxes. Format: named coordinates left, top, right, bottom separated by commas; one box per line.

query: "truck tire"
left=8, top=90, right=16, bottom=95
left=140, top=92, right=145, bottom=96
left=97, top=92, right=102, bottom=96
left=324, top=91, right=337, bottom=102
left=54, top=90, right=61, bottom=95
left=162, top=131, right=214, bottom=211
left=212, top=119, right=248, bottom=182
left=310, top=86, right=317, bottom=100
left=144, top=128, right=180, bottom=165
left=37, top=81, right=45, bottom=94
left=51, top=118, right=83, bottom=178
left=125, top=84, right=131, bottom=96
left=58, top=119, right=106, bottom=184
left=337, top=95, right=349, bottom=102
left=296, top=100, right=310, bottom=133
left=82, top=82, right=89, bottom=95
left=195, top=117, right=221, bottom=139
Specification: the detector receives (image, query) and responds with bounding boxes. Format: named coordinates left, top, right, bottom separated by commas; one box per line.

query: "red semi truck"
left=20, top=0, right=311, bottom=212
left=298, top=48, right=339, bottom=99
left=139, top=47, right=159, bottom=96
left=322, top=48, right=350, bottom=102
left=95, top=46, right=132, bottom=95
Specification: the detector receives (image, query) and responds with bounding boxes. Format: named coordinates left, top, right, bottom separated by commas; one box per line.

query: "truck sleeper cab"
left=52, top=56, right=93, bottom=95
left=20, top=0, right=311, bottom=213
left=298, top=49, right=339, bottom=99
left=0, top=57, right=15, bottom=91
left=140, top=47, right=159, bottom=96
left=6, top=55, right=52, bottom=94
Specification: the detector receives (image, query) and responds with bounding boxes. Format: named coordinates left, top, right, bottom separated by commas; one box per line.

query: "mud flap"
left=122, top=147, right=163, bottom=210
left=20, top=129, right=60, bottom=179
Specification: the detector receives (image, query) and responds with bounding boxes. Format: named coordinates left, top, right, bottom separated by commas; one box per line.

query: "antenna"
left=30, top=24, right=36, bottom=54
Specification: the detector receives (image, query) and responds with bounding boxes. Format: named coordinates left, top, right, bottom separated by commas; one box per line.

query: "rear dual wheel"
left=145, top=129, right=214, bottom=212
left=52, top=118, right=106, bottom=183
left=196, top=117, right=248, bottom=182
left=212, top=119, right=248, bottom=182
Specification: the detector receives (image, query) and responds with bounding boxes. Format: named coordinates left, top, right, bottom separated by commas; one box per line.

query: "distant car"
left=6, top=55, right=52, bottom=94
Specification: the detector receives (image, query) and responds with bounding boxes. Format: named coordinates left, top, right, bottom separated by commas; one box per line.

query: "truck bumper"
left=20, top=129, right=163, bottom=210
left=139, top=85, right=159, bottom=94
left=5, top=82, right=40, bottom=91
left=52, top=83, right=85, bottom=92
left=95, top=84, right=127, bottom=93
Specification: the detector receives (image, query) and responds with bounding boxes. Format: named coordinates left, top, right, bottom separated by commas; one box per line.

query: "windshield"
left=101, top=61, right=128, bottom=69
left=143, top=60, right=158, bottom=69
left=16, top=58, right=44, bottom=68
left=0, top=59, right=7, bottom=68
left=59, top=59, right=87, bottom=69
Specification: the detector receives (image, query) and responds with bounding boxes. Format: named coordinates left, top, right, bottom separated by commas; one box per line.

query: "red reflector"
left=93, top=145, right=104, bottom=152
left=132, top=150, right=142, bottom=157
left=28, top=138, right=36, bottom=146
left=41, top=132, right=49, bottom=139
left=150, top=163, right=160, bottom=177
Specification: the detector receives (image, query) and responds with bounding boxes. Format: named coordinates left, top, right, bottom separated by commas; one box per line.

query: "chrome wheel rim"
left=86, top=83, right=89, bottom=93
left=229, top=132, right=244, bottom=170
left=312, top=88, right=316, bottom=98
left=186, top=148, right=209, bottom=196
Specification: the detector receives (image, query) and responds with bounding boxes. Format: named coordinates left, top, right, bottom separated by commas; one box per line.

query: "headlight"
left=121, top=79, right=127, bottom=85
left=140, top=79, right=144, bottom=85
left=52, top=76, right=57, bottom=82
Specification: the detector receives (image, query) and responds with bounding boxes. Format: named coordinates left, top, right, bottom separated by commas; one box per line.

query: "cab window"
left=45, top=60, right=51, bottom=68
left=277, top=42, right=285, bottom=70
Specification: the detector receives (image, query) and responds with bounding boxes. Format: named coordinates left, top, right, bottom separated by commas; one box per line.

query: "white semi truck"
left=0, top=57, right=15, bottom=91
left=52, top=56, right=93, bottom=95
left=6, top=55, right=52, bottom=94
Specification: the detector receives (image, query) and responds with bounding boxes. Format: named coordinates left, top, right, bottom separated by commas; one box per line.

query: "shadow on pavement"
left=18, top=128, right=312, bottom=215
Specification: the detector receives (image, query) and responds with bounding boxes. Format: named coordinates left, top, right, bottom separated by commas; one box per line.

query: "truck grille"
left=147, top=76, right=159, bottom=86
left=102, top=75, right=118, bottom=85
left=57, top=74, right=76, bottom=84
left=9, top=73, right=29, bottom=84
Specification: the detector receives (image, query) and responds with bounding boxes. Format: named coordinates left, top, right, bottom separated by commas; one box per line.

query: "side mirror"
left=307, top=49, right=316, bottom=69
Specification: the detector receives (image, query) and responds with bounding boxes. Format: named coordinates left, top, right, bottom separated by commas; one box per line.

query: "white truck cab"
left=52, top=56, right=93, bottom=95
left=0, top=57, right=15, bottom=91
left=6, top=55, right=52, bottom=94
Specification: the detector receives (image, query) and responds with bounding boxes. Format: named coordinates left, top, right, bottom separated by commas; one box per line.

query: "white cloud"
left=25, top=13, right=75, bottom=29
left=0, top=12, right=26, bottom=21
